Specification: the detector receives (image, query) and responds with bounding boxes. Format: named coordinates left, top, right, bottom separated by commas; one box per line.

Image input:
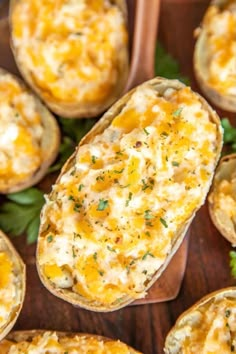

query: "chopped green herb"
left=119, top=184, right=130, bottom=189
left=107, top=245, right=116, bottom=252
left=145, top=231, right=151, bottom=237
left=172, top=161, right=179, bottom=167
left=47, top=235, right=53, bottom=243
left=73, top=232, right=82, bottom=239
left=93, top=252, right=97, bottom=261
left=125, top=192, right=133, bottom=207
left=160, top=217, right=168, bottom=228
left=142, top=251, right=155, bottom=260
left=173, top=108, right=183, bottom=117
left=78, top=184, right=84, bottom=191
left=114, top=168, right=124, bottom=174
left=161, top=131, right=169, bottom=138
left=225, top=309, right=231, bottom=318
left=143, top=127, right=150, bottom=136
left=229, top=251, right=236, bottom=278
left=144, top=210, right=154, bottom=220
left=97, top=199, right=109, bottom=211
left=72, top=246, right=76, bottom=258
left=98, top=270, right=104, bottom=276
left=91, top=155, right=97, bottom=164
left=68, top=195, right=75, bottom=201
left=96, top=175, right=104, bottom=181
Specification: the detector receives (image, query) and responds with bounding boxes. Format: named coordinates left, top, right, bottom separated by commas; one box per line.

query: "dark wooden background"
left=0, top=1, right=236, bottom=353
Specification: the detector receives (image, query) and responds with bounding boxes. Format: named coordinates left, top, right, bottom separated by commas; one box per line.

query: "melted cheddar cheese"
left=0, top=244, right=19, bottom=331
left=39, top=86, right=219, bottom=306
left=172, top=296, right=236, bottom=353
left=11, top=0, right=128, bottom=105
left=204, top=0, right=236, bottom=95
left=0, top=332, right=138, bottom=353
left=0, top=73, right=43, bottom=189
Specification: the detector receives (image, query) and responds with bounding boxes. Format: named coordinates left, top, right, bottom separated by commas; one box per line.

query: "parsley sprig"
left=229, top=251, right=236, bottom=278
left=0, top=188, right=45, bottom=244
left=221, top=118, right=236, bottom=154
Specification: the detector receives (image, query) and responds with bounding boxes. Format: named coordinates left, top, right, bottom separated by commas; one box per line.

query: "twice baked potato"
left=9, top=0, right=129, bottom=118
left=37, top=77, right=223, bottom=312
left=194, top=0, right=236, bottom=112
left=0, top=330, right=141, bottom=353
left=0, top=68, right=60, bottom=194
left=208, top=153, right=236, bottom=245
left=0, top=230, right=25, bottom=341
left=164, top=287, right=236, bottom=353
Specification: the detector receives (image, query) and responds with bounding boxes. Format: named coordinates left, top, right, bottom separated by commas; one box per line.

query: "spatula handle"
left=125, top=0, right=160, bottom=91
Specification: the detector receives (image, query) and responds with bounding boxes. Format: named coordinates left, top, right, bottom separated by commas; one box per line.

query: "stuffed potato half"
left=194, top=0, right=236, bottom=112
left=0, top=68, right=60, bottom=193
left=164, top=287, right=236, bottom=353
left=0, top=230, right=25, bottom=341
left=0, top=330, right=141, bottom=353
left=37, top=77, right=223, bottom=312
left=208, top=153, right=236, bottom=245
left=9, top=0, right=129, bottom=118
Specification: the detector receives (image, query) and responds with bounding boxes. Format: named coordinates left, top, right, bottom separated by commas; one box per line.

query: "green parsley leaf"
left=160, top=217, right=168, bottom=228
left=173, top=108, right=183, bottom=117
left=229, top=251, right=236, bottom=278
left=78, top=184, right=84, bottom=191
left=142, top=251, right=155, bottom=260
left=0, top=188, right=44, bottom=244
left=144, top=210, right=154, bottom=220
left=107, top=245, right=116, bottom=252
left=47, top=235, right=53, bottom=243
left=172, top=161, right=179, bottom=167
left=221, top=118, right=236, bottom=153
left=155, top=43, right=190, bottom=85
left=91, top=155, right=97, bottom=164
left=97, top=199, right=109, bottom=211
left=143, top=128, right=150, bottom=136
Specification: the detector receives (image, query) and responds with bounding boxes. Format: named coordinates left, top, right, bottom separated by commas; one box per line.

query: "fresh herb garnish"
left=143, top=127, right=150, bottom=136
left=91, top=155, right=97, bottom=164
left=0, top=188, right=45, bottom=244
left=78, top=184, right=84, bottom=191
left=144, top=210, right=154, bottom=220
left=173, top=108, right=183, bottom=117
left=125, top=192, right=133, bottom=207
left=225, top=309, right=231, bottom=318
left=107, top=245, right=116, bottom=252
left=229, top=251, right=236, bottom=278
left=97, top=199, right=109, bottom=211
left=98, top=270, right=104, bottom=276
left=47, top=235, right=53, bottom=243
left=142, top=251, right=155, bottom=260
left=221, top=118, right=236, bottom=154
left=160, top=217, right=168, bottom=228
left=155, top=42, right=190, bottom=85
left=172, top=161, right=179, bottom=167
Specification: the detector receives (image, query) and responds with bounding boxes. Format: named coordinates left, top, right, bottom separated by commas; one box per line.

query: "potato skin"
left=36, top=77, right=223, bottom=312
left=208, top=153, right=236, bottom=245
left=9, top=0, right=129, bottom=119
left=0, top=330, right=142, bottom=353
left=164, top=287, right=236, bottom=353
left=194, top=0, right=236, bottom=112
left=0, top=230, right=26, bottom=341
left=0, top=68, right=60, bottom=194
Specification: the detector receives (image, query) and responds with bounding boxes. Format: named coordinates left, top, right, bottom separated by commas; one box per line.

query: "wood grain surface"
left=0, top=1, right=236, bottom=353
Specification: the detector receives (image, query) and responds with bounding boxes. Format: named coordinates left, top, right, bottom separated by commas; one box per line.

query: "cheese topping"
left=173, top=296, right=236, bottom=353
left=39, top=86, right=219, bottom=306
left=0, top=332, right=137, bottom=353
left=0, top=242, right=20, bottom=331
left=204, top=0, right=236, bottom=95
left=11, top=0, right=128, bottom=105
left=0, top=73, right=43, bottom=189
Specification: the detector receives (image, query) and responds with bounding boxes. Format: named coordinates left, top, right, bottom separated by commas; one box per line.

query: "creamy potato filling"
left=214, top=171, right=236, bottom=227
left=0, top=332, right=135, bottom=353
left=204, top=0, right=236, bottom=95
left=0, top=243, right=19, bottom=331
left=39, top=86, right=218, bottom=306
left=11, top=0, right=128, bottom=104
left=174, top=297, right=236, bottom=353
left=0, top=73, right=43, bottom=188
